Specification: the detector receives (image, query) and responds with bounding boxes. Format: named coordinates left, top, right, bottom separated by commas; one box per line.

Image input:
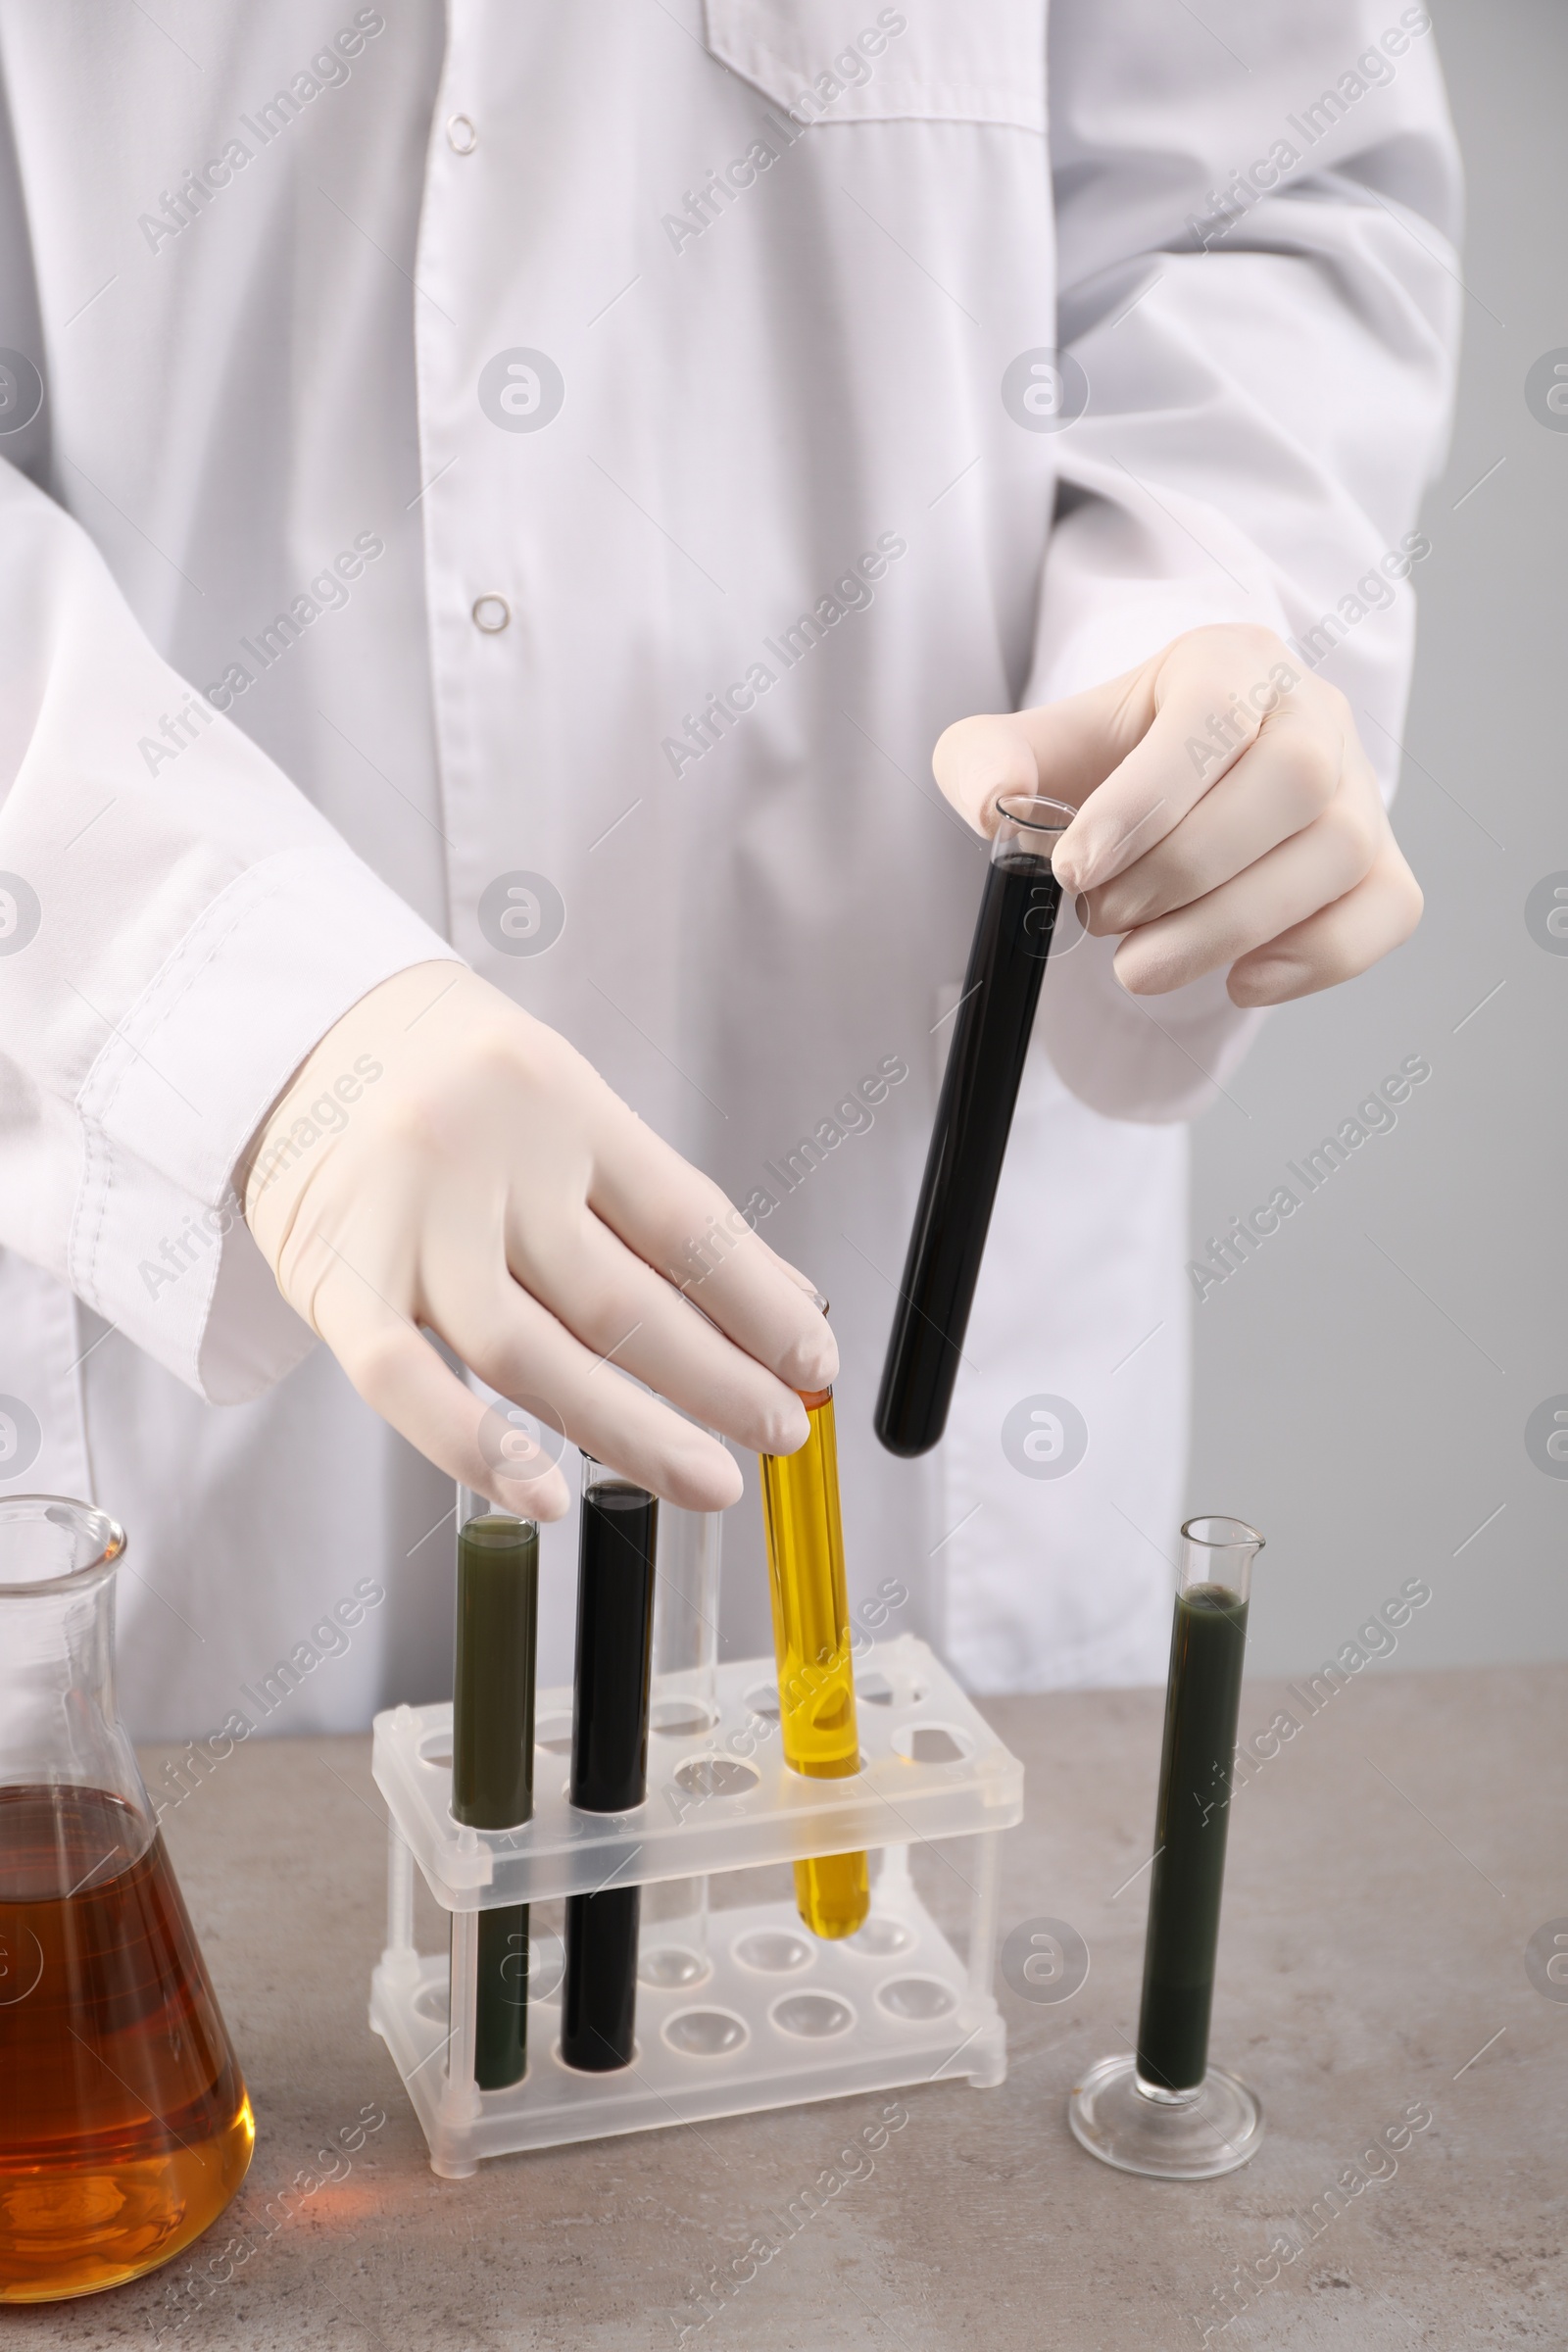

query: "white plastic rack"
left=369, top=1632, right=1024, bottom=2175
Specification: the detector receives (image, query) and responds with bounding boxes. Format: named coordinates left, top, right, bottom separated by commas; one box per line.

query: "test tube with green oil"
left=452, top=1500, right=538, bottom=2091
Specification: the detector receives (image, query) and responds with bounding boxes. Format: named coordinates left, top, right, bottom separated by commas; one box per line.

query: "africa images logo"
left=1001, top=1395, right=1089, bottom=1479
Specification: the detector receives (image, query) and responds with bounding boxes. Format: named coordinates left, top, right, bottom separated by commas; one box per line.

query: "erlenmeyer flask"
left=0, top=1496, right=252, bottom=2302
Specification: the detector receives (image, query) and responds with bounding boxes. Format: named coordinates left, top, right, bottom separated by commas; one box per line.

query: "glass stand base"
left=1068, top=2053, right=1263, bottom=2179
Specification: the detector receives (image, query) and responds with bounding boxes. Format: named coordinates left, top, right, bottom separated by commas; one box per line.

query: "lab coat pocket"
left=703, top=0, right=1048, bottom=134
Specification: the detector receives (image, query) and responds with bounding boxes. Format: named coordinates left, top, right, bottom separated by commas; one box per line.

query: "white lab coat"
left=0, top=1, right=1458, bottom=1739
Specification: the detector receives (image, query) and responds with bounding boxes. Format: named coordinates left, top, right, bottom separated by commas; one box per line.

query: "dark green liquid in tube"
left=1135, top=1584, right=1250, bottom=2094
left=453, top=1512, right=538, bottom=2091
left=562, top=1475, right=658, bottom=2072
left=472, top=1904, right=530, bottom=2092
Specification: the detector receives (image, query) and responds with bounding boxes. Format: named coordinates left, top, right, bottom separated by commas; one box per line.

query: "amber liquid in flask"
left=0, top=1787, right=253, bottom=2302
left=0, top=1494, right=251, bottom=2302
left=760, top=1388, right=869, bottom=1939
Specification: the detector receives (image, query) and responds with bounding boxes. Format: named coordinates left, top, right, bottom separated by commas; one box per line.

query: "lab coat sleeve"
left=0, top=460, right=463, bottom=1404
left=1027, top=0, right=1462, bottom=1122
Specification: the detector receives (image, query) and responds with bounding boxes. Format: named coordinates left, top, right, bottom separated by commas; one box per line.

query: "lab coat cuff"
left=1037, top=930, right=1266, bottom=1126
left=1022, top=582, right=1293, bottom=711
left=70, top=847, right=461, bottom=1403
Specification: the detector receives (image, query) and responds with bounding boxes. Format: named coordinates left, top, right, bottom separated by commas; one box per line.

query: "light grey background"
left=1186, top=0, right=1568, bottom=1676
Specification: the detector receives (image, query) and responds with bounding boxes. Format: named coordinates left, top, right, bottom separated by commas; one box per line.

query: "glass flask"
left=1069, top=1516, right=1265, bottom=2179
left=0, top=1497, right=253, bottom=2302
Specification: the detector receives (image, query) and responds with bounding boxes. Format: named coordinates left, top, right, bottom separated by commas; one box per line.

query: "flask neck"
left=0, top=1498, right=150, bottom=1837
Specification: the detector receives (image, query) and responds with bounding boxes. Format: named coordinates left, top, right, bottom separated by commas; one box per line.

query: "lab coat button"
left=471, top=594, right=510, bottom=633
left=446, top=114, right=477, bottom=154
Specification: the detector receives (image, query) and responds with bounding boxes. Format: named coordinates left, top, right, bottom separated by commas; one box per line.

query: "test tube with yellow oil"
left=760, top=1378, right=870, bottom=1939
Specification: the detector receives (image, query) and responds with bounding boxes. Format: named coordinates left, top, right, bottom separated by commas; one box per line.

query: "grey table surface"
left=14, top=1663, right=1563, bottom=2350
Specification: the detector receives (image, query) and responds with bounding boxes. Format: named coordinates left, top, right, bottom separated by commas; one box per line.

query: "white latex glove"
left=242, top=963, right=835, bottom=1520
left=934, top=624, right=1422, bottom=1006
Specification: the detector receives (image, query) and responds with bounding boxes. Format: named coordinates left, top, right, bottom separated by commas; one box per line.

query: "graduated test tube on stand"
left=1070, top=1516, right=1266, bottom=2179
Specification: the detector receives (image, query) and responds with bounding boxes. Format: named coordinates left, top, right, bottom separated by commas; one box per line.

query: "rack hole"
left=844, top=1917, right=913, bottom=1958
left=673, top=1756, right=759, bottom=1800
left=651, top=1698, right=719, bottom=1739
left=417, top=1731, right=452, bottom=1767
left=535, top=1713, right=574, bottom=1755
left=732, top=1929, right=812, bottom=1975
left=639, top=1944, right=710, bottom=1990
left=876, top=1976, right=957, bottom=2022
left=663, top=2009, right=748, bottom=2058
left=770, top=1991, right=854, bottom=2039
left=871, top=1676, right=928, bottom=1708
left=893, top=1723, right=973, bottom=1767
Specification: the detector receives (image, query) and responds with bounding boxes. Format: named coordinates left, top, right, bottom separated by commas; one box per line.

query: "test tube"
left=639, top=1494, right=722, bottom=1986
left=451, top=1500, right=538, bottom=2092
left=1068, top=1516, right=1266, bottom=2180
left=875, top=793, right=1073, bottom=1458
left=561, top=1456, right=658, bottom=2072
left=760, top=1378, right=869, bottom=1940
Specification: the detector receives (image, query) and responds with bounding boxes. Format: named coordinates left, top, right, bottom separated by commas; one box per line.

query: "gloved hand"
left=933, top=624, right=1421, bottom=1005
left=242, top=963, right=835, bottom=1519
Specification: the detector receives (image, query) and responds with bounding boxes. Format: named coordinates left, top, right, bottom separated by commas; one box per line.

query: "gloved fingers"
left=1081, top=703, right=1343, bottom=935
left=314, top=1275, right=572, bottom=1522
left=584, top=1108, right=837, bottom=1395
left=1111, top=788, right=1381, bottom=997
left=443, top=1274, right=749, bottom=1512
left=749, top=1232, right=826, bottom=1302
left=1051, top=627, right=1302, bottom=894
left=1227, top=834, right=1424, bottom=1005
left=502, top=1206, right=810, bottom=1456
left=933, top=670, right=1190, bottom=839
left=931, top=711, right=1058, bottom=835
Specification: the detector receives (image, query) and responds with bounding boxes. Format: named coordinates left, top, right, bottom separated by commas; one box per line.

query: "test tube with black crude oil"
left=562, top=1456, right=658, bottom=2072
left=1069, top=1516, right=1266, bottom=2180
left=875, top=793, right=1074, bottom=1459
left=452, top=1501, right=539, bottom=2091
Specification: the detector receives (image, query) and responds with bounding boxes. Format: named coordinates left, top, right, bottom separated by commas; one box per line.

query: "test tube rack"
left=368, top=1633, right=1024, bottom=2175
